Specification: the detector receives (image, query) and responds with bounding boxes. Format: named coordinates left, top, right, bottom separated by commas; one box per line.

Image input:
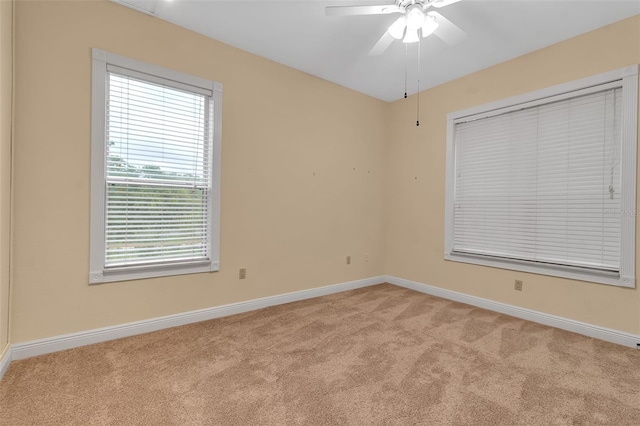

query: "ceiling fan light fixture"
left=405, top=6, right=425, bottom=31
left=403, top=28, right=419, bottom=44
left=421, top=15, right=439, bottom=37
left=388, top=16, right=407, bottom=40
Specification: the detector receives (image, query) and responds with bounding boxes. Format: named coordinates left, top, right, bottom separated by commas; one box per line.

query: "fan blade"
left=432, top=0, right=462, bottom=8
left=368, top=31, right=395, bottom=56
left=325, top=5, right=401, bottom=16
left=428, top=11, right=466, bottom=45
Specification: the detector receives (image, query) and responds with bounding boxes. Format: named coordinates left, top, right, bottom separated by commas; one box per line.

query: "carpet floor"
left=1, top=283, right=639, bottom=425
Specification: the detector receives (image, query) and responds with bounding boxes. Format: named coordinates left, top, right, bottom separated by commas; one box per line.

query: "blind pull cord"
left=609, top=167, right=615, bottom=200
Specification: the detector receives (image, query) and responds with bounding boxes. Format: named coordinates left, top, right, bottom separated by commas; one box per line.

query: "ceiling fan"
left=326, top=0, right=467, bottom=55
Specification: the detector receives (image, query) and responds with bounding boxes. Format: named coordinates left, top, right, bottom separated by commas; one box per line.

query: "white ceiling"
left=115, top=0, right=640, bottom=102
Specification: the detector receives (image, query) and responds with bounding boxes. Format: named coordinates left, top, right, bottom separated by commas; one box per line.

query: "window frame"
left=89, top=48, right=222, bottom=284
left=444, top=65, right=638, bottom=288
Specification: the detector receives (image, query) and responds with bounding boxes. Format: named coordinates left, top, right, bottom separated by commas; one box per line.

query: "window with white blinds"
left=445, top=67, right=637, bottom=288
left=90, top=49, right=222, bottom=284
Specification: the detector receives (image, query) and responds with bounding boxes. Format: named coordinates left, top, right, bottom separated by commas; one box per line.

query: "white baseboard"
left=0, top=344, right=11, bottom=381
left=385, top=275, right=640, bottom=349
left=11, top=276, right=386, bottom=361
left=7, top=274, right=639, bottom=366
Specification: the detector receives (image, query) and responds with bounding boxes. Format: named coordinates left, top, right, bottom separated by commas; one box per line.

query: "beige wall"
left=8, top=1, right=640, bottom=344
left=385, top=15, right=640, bottom=334
left=0, top=0, right=13, bottom=353
left=11, top=0, right=388, bottom=342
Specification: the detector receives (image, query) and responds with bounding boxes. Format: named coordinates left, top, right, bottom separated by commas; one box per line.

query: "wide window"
left=445, top=66, right=637, bottom=287
left=90, top=49, right=222, bottom=284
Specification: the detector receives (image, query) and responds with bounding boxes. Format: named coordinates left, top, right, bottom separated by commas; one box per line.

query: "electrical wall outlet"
left=346, top=256, right=351, bottom=265
left=239, top=268, right=246, bottom=279
left=514, top=280, right=523, bottom=291
left=364, top=253, right=369, bottom=263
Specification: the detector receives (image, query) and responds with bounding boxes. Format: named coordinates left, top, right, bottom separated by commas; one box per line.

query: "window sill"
left=444, top=252, right=634, bottom=288
left=89, top=260, right=219, bottom=284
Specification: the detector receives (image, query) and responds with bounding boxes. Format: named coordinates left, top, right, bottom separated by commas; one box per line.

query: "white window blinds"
left=105, top=69, right=213, bottom=268
left=452, top=85, right=622, bottom=273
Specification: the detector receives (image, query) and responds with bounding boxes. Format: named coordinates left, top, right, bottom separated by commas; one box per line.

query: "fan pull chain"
left=416, top=38, right=421, bottom=127
left=404, top=43, right=408, bottom=99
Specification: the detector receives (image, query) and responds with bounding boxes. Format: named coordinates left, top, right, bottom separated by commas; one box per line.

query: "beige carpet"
left=1, top=283, right=639, bottom=425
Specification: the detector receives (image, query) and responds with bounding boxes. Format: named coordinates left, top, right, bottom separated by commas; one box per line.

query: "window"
left=445, top=66, right=638, bottom=287
left=90, top=49, right=222, bottom=284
